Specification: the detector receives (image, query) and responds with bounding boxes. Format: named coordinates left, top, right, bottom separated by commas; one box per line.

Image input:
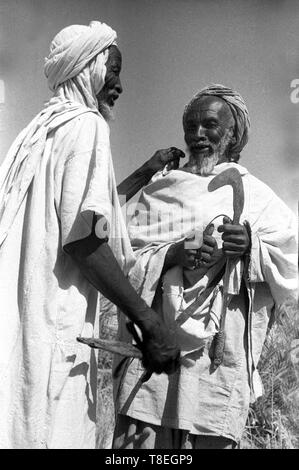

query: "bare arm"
left=65, top=229, right=180, bottom=374
left=117, top=161, right=155, bottom=203
left=162, top=225, right=218, bottom=274
left=117, top=147, right=185, bottom=203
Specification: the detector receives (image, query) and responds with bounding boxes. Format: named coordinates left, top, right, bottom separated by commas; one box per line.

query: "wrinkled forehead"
left=184, top=95, right=235, bottom=125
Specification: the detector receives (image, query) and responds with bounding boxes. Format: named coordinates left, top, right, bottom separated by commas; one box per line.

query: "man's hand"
left=163, top=225, right=217, bottom=272
left=164, top=240, right=198, bottom=270
left=136, top=311, right=180, bottom=375
left=117, top=147, right=185, bottom=204
left=200, top=224, right=218, bottom=267
left=146, top=147, right=185, bottom=174
left=67, top=232, right=180, bottom=376
left=218, top=216, right=250, bottom=257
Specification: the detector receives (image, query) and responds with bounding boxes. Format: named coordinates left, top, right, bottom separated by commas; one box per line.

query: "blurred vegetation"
left=96, top=299, right=117, bottom=449
left=241, top=301, right=299, bottom=449
left=96, top=300, right=299, bottom=449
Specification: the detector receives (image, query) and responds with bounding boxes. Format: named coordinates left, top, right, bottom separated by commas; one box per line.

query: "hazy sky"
left=0, top=0, right=298, bottom=212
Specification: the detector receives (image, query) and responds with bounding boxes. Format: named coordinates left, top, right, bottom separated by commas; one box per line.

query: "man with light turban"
left=0, top=21, right=183, bottom=449
left=112, top=85, right=297, bottom=449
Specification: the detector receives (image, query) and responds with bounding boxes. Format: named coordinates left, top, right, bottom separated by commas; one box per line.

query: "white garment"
left=115, top=163, right=298, bottom=442
left=0, top=111, right=134, bottom=449
left=44, top=20, right=116, bottom=94
left=0, top=20, right=131, bottom=448
left=162, top=265, right=222, bottom=354
left=129, top=163, right=297, bottom=306
left=0, top=20, right=117, bottom=247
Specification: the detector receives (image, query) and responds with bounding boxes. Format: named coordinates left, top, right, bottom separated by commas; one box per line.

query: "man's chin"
left=98, top=102, right=115, bottom=122
left=190, top=149, right=211, bottom=160
left=188, top=152, right=219, bottom=176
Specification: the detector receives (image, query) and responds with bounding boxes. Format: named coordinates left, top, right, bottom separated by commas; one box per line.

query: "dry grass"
left=96, top=299, right=117, bottom=449
left=241, top=301, right=299, bottom=449
left=96, top=299, right=299, bottom=449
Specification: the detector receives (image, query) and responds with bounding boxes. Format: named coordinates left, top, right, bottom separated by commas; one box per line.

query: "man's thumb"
left=223, top=216, right=232, bottom=225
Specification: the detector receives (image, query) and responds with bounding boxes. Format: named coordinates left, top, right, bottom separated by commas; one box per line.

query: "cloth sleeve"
left=59, top=117, right=113, bottom=250
left=248, top=193, right=298, bottom=305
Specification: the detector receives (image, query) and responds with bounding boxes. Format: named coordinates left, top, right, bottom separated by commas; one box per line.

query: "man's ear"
left=229, top=129, right=237, bottom=146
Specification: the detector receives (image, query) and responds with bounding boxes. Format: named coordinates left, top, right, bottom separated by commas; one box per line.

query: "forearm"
left=117, top=161, right=155, bottom=203
left=66, top=235, right=154, bottom=328
left=162, top=242, right=181, bottom=274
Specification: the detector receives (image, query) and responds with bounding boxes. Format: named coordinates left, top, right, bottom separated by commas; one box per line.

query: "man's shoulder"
left=245, top=172, right=293, bottom=214
left=246, top=172, right=275, bottom=195
left=52, top=111, right=110, bottom=165
left=56, top=110, right=110, bottom=151
left=70, top=111, right=109, bottom=138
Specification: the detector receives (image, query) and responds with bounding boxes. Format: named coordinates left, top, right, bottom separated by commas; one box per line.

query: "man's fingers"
left=143, top=351, right=180, bottom=376
left=162, top=350, right=181, bottom=375
left=221, top=234, right=246, bottom=245
left=185, top=249, right=198, bottom=256
left=200, top=252, right=212, bottom=263
left=166, top=158, right=180, bottom=170
left=184, top=256, right=196, bottom=268
left=218, top=224, right=245, bottom=234
left=223, top=216, right=232, bottom=224
left=204, top=223, right=214, bottom=237
left=163, top=147, right=185, bottom=163
left=201, top=244, right=214, bottom=255
left=203, top=234, right=217, bottom=247
left=223, top=242, right=246, bottom=252
left=170, top=147, right=185, bottom=159
left=222, top=251, right=240, bottom=258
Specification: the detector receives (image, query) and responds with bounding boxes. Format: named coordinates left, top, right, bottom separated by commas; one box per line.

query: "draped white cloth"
left=115, top=163, right=297, bottom=442
left=0, top=21, right=117, bottom=248
left=0, top=21, right=133, bottom=448
left=44, top=20, right=117, bottom=96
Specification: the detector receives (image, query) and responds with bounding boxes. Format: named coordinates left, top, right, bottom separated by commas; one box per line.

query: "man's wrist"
left=141, top=160, right=156, bottom=179
left=163, top=241, right=182, bottom=272
left=133, top=304, right=159, bottom=336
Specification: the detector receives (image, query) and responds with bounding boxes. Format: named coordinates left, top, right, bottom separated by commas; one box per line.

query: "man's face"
left=96, top=45, right=123, bottom=116
left=183, top=96, right=236, bottom=174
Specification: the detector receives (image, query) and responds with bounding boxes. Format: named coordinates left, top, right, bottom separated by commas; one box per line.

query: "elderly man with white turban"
left=0, top=21, right=183, bottom=449
left=112, top=85, right=298, bottom=449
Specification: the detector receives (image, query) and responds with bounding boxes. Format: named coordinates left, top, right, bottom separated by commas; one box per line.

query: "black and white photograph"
left=0, top=0, right=298, bottom=453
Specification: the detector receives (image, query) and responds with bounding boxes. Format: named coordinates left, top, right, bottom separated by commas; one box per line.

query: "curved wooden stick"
left=76, top=336, right=143, bottom=359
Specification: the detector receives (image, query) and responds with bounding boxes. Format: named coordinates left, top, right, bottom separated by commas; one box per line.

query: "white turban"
left=0, top=21, right=117, bottom=247
left=183, top=84, right=251, bottom=160
left=44, top=20, right=117, bottom=109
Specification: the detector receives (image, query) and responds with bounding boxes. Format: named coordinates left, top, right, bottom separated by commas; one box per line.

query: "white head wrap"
left=44, top=20, right=117, bottom=109
left=183, top=84, right=250, bottom=160
left=0, top=20, right=118, bottom=247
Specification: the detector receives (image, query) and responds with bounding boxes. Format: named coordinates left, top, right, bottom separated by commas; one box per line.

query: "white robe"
left=114, top=163, right=298, bottom=442
left=0, top=110, right=133, bottom=448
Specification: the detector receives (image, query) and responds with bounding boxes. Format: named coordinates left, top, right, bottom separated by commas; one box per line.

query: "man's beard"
left=188, top=151, right=219, bottom=176
left=98, top=101, right=115, bottom=122
left=187, top=131, right=232, bottom=176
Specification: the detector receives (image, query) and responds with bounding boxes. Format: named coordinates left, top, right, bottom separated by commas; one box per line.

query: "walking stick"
left=207, top=168, right=245, bottom=368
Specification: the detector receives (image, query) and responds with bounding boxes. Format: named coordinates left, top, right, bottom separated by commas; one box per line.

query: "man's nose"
left=198, top=125, right=206, bottom=136
left=115, top=77, right=123, bottom=94
left=194, top=125, right=207, bottom=141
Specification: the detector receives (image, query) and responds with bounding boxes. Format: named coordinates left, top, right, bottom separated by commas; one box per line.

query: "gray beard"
left=98, top=102, right=115, bottom=122
left=187, top=130, right=233, bottom=176
left=188, top=151, right=220, bottom=176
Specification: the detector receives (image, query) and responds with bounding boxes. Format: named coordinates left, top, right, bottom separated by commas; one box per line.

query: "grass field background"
left=96, top=300, right=299, bottom=449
